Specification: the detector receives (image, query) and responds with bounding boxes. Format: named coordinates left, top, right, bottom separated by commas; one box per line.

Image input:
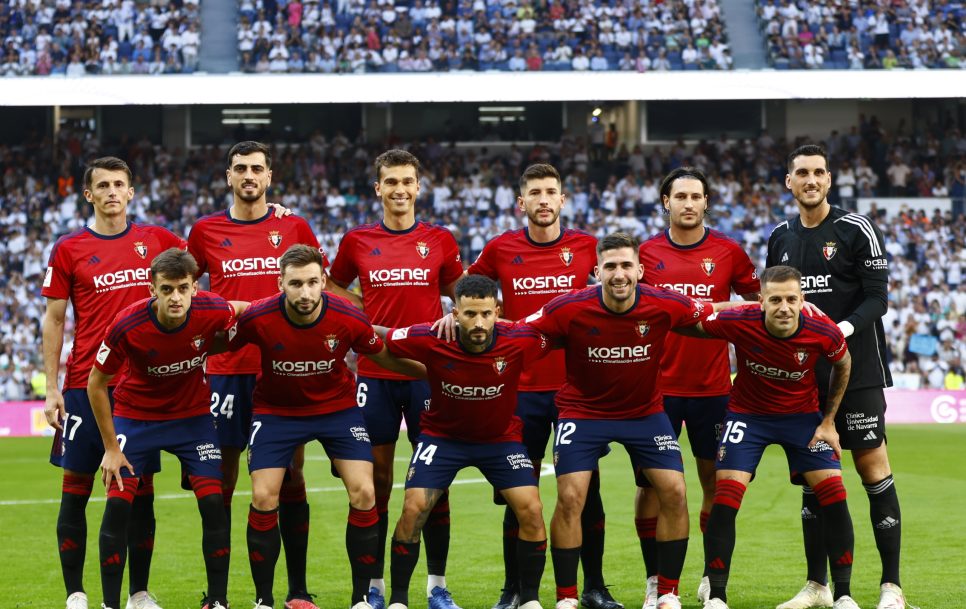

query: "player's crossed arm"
left=371, top=325, right=428, bottom=379
left=87, top=367, right=135, bottom=490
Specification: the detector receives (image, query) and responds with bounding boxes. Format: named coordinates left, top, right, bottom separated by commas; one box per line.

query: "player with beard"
left=635, top=168, right=759, bottom=608
left=768, top=145, right=905, bottom=609
left=188, top=141, right=351, bottom=608
left=44, top=156, right=184, bottom=609
left=466, top=164, right=618, bottom=609
left=329, top=149, right=464, bottom=609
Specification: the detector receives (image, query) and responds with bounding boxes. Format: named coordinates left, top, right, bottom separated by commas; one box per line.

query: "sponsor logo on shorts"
left=196, top=442, right=222, bottom=462
left=506, top=452, right=533, bottom=470
left=844, top=411, right=879, bottom=432
left=809, top=440, right=833, bottom=453
left=350, top=426, right=371, bottom=443
left=653, top=434, right=680, bottom=452
left=863, top=430, right=878, bottom=441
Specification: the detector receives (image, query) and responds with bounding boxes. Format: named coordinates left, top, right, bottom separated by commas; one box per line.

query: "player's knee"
left=657, top=481, right=688, bottom=513
left=515, top=500, right=546, bottom=537
left=252, top=488, right=280, bottom=511
left=554, top=485, right=587, bottom=518
left=347, top=481, right=376, bottom=510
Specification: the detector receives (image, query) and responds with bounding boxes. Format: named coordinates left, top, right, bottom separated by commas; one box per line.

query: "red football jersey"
left=188, top=209, right=324, bottom=375
left=385, top=321, right=550, bottom=443
left=230, top=293, right=384, bottom=416
left=701, top=305, right=847, bottom=415
left=468, top=227, right=596, bottom=391
left=42, top=223, right=186, bottom=389
left=93, top=292, right=236, bottom=420
left=526, top=285, right=709, bottom=420
left=639, top=228, right=759, bottom=396
left=329, top=221, right=464, bottom=380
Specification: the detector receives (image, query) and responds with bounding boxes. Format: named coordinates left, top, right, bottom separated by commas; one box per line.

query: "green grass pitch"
left=2, top=425, right=964, bottom=608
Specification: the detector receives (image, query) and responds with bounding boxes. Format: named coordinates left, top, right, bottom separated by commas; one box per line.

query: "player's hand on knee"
left=44, top=391, right=65, bottom=430
left=100, top=449, right=135, bottom=490
left=809, top=421, right=842, bottom=460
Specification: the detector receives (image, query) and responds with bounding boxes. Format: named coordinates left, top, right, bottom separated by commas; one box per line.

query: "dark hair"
left=151, top=248, right=199, bottom=281
left=786, top=144, right=828, bottom=172
left=596, top=232, right=639, bottom=257
left=84, top=157, right=133, bottom=190
left=455, top=274, right=499, bottom=301
left=279, top=244, right=324, bottom=275
left=659, top=166, right=709, bottom=201
left=760, top=265, right=802, bottom=286
left=227, top=141, right=272, bottom=169
left=374, top=149, right=420, bottom=181
left=519, top=163, right=561, bottom=194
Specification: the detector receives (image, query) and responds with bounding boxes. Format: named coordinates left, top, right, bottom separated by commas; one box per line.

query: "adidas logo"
left=801, top=507, right=817, bottom=520
left=587, top=327, right=601, bottom=336
left=511, top=255, right=524, bottom=264
left=102, top=553, right=122, bottom=566
left=357, top=554, right=377, bottom=565
left=273, top=342, right=285, bottom=351
left=59, top=538, right=79, bottom=552
left=87, top=255, right=100, bottom=265
left=370, top=248, right=382, bottom=256
left=836, top=550, right=853, bottom=566
left=709, top=557, right=726, bottom=570
left=875, top=516, right=899, bottom=530
left=220, top=238, right=233, bottom=247
left=781, top=253, right=789, bottom=262
left=656, top=260, right=665, bottom=271
left=443, top=362, right=456, bottom=371
left=863, top=430, right=878, bottom=441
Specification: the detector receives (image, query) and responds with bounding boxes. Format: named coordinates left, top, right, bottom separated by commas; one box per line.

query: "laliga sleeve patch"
left=525, top=308, right=544, bottom=323
left=43, top=267, right=53, bottom=288
left=96, top=342, right=111, bottom=365
left=391, top=327, right=410, bottom=341
left=228, top=323, right=238, bottom=342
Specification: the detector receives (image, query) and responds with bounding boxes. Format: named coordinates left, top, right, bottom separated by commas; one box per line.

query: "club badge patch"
left=134, top=242, right=148, bottom=259
left=268, top=231, right=283, bottom=248
left=416, top=242, right=430, bottom=259
left=559, top=247, right=573, bottom=266
left=701, top=258, right=715, bottom=276
left=822, top=242, right=837, bottom=260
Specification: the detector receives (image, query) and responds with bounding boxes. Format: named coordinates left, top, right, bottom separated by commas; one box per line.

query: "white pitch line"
left=0, top=464, right=556, bottom=507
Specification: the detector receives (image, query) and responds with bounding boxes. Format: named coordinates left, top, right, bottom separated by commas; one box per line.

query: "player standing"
left=88, top=249, right=235, bottom=609
left=687, top=265, right=858, bottom=609
left=526, top=233, right=722, bottom=609
left=382, top=275, right=551, bottom=609
left=768, top=145, right=905, bottom=609
left=328, top=149, right=464, bottom=609
left=188, top=141, right=342, bottom=608
left=43, top=157, right=184, bottom=609
left=636, top=167, right=759, bottom=607
left=466, top=164, right=618, bottom=609
left=228, top=244, right=424, bottom=609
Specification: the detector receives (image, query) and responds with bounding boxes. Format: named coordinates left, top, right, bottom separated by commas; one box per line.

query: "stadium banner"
left=0, top=392, right=958, bottom=436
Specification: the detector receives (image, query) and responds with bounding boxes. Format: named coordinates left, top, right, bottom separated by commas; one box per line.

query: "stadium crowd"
left=759, top=0, right=965, bottom=69
left=0, top=0, right=202, bottom=76
left=2, top=120, right=965, bottom=401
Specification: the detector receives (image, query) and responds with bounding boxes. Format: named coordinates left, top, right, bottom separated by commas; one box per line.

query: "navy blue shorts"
left=552, top=415, right=684, bottom=477
left=821, top=386, right=887, bottom=450
left=715, top=411, right=841, bottom=484
left=357, top=375, right=431, bottom=446
left=663, top=394, right=729, bottom=461
left=517, top=390, right=558, bottom=461
left=208, top=374, right=256, bottom=450
left=114, top=414, right=222, bottom=480
left=405, top=434, right=537, bottom=491
left=248, top=408, right=374, bottom=472
left=50, top=388, right=161, bottom=475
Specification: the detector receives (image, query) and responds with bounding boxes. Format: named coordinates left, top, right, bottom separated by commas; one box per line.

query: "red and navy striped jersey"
left=329, top=221, right=464, bottom=380
left=701, top=305, right=847, bottom=415
left=93, top=292, right=236, bottom=420
left=468, top=227, right=597, bottom=392
left=188, top=209, right=324, bottom=375
left=229, top=293, right=383, bottom=416
left=385, top=321, right=550, bottom=443
left=639, top=228, right=759, bottom=397
left=42, top=223, right=186, bottom=389
left=525, top=285, right=709, bottom=420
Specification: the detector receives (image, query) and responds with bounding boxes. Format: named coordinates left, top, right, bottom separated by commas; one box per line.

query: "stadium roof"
left=3, top=70, right=961, bottom=106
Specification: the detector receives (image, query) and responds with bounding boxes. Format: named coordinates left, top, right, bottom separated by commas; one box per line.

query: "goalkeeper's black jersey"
left=767, top=205, right=893, bottom=392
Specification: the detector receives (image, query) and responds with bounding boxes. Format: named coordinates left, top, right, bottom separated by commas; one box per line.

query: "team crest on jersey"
left=636, top=320, right=650, bottom=337
left=493, top=357, right=507, bottom=374
left=325, top=334, right=340, bottom=352
left=133, top=242, right=148, bottom=259
left=794, top=349, right=809, bottom=366
left=701, top=258, right=715, bottom=276
left=268, top=231, right=283, bottom=249
left=191, top=335, right=205, bottom=350
left=559, top=247, right=573, bottom=266
left=416, top=242, right=430, bottom=259
left=822, top=242, right=837, bottom=260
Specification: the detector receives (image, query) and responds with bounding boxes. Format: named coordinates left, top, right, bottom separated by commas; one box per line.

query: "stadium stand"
left=758, top=0, right=965, bottom=70
left=2, top=121, right=964, bottom=398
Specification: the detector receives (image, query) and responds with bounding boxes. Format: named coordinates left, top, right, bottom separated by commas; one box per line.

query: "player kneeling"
left=678, top=266, right=860, bottom=609
left=89, top=249, right=238, bottom=609
left=381, top=275, right=551, bottom=609
left=227, top=244, right=426, bottom=609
